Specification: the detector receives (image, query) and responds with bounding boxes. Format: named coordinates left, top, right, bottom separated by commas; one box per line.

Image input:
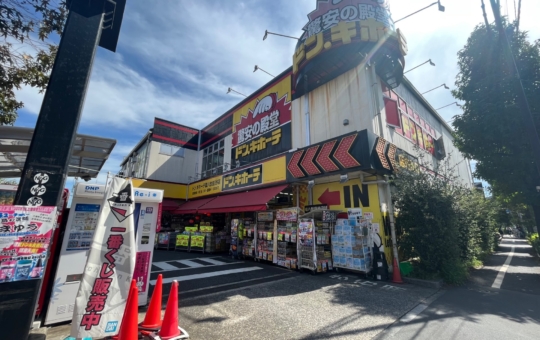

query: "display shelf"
left=332, top=216, right=373, bottom=273
left=256, top=221, right=274, bottom=262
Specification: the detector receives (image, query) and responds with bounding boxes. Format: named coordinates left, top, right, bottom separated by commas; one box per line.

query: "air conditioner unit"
left=434, top=137, right=446, bottom=160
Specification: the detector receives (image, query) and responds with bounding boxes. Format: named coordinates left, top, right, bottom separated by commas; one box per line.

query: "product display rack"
left=332, top=213, right=373, bottom=275
left=276, top=208, right=301, bottom=270
left=256, top=212, right=275, bottom=263
left=298, top=210, right=340, bottom=274
left=242, top=219, right=256, bottom=259
left=157, top=231, right=179, bottom=250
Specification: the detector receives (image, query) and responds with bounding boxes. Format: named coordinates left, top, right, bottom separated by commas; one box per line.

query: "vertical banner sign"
left=70, top=178, right=136, bottom=338
left=0, top=206, right=57, bottom=283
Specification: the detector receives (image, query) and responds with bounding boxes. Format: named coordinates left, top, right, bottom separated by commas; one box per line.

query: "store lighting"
left=226, top=87, right=247, bottom=97
left=263, top=29, right=299, bottom=41
left=340, top=174, right=349, bottom=183
left=254, top=65, right=275, bottom=78
left=403, top=59, right=436, bottom=74
left=421, top=83, right=449, bottom=95
left=395, top=1, right=445, bottom=24
left=307, top=180, right=315, bottom=189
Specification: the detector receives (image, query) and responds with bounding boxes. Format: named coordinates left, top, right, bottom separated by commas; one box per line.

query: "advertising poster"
left=0, top=206, right=57, bottom=283
left=70, top=178, right=136, bottom=338
left=66, top=203, right=100, bottom=251
left=298, top=221, right=314, bottom=247
left=134, top=251, right=151, bottom=294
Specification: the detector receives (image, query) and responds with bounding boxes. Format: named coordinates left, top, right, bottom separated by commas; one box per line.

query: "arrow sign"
left=300, top=145, right=321, bottom=176
left=334, top=134, right=360, bottom=168
left=287, top=150, right=305, bottom=178
left=316, top=140, right=339, bottom=172
left=318, top=188, right=341, bottom=206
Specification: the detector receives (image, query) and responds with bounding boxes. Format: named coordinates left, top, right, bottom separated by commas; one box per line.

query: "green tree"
left=452, top=20, right=540, bottom=225
left=1, top=0, right=67, bottom=125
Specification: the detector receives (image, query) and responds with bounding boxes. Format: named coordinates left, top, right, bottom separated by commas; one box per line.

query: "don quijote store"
left=121, top=0, right=473, bottom=277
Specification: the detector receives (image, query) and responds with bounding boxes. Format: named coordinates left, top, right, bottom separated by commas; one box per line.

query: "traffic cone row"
left=108, top=274, right=189, bottom=340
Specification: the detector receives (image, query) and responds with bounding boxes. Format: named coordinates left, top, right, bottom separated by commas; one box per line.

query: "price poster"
left=0, top=206, right=57, bottom=283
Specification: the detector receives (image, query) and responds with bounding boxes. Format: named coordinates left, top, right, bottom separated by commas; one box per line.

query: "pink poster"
left=134, top=251, right=151, bottom=293
left=0, top=206, right=57, bottom=283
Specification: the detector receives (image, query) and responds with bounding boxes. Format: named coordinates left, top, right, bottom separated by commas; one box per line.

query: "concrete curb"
left=403, top=276, right=444, bottom=289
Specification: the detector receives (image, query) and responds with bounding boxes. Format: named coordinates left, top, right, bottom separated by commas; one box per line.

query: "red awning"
left=174, top=197, right=216, bottom=215
left=198, top=185, right=289, bottom=214
left=161, top=199, right=182, bottom=212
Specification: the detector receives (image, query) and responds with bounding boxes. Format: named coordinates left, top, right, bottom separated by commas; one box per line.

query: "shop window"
left=160, top=144, right=185, bottom=158
left=384, top=98, right=401, bottom=128
left=201, top=139, right=225, bottom=179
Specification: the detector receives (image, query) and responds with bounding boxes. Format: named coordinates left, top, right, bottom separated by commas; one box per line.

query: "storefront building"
left=120, top=0, right=473, bottom=270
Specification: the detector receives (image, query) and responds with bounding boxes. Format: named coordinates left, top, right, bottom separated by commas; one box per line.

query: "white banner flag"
left=70, top=178, right=136, bottom=338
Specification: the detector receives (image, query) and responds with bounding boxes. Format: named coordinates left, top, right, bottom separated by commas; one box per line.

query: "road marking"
left=152, top=262, right=179, bottom=271
left=150, top=267, right=263, bottom=284
left=492, top=246, right=514, bottom=289
left=151, top=261, right=243, bottom=273
left=176, top=259, right=205, bottom=268
left=400, top=303, right=428, bottom=323
left=164, top=272, right=294, bottom=296
left=197, top=258, right=227, bottom=266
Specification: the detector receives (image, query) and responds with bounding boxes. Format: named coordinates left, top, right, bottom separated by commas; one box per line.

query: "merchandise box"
left=335, top=225, right=343, bottom=235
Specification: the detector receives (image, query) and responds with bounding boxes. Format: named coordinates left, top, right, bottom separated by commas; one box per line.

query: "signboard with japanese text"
left=188, top=156, right=287, bottom=199
left=293, top=0, right=405, bottom=99
left=257, top=211, right=274, bottom=222
left=222, top=164, right=263, bottom=191
left=232, top=73, right=292, bottom=164
left=70, top=178, right=136, bottom=338
left=189, top=177, right=222, bottom=199
left=0, top=206, right=57, bottom=283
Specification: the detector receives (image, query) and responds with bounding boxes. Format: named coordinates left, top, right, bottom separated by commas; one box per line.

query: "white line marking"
left=176, top=259, right=205, bottom=268
left=151, top=261, right=243, bottom=273
left=150, top=267, right=263, bottom=284
left=197, top=258, right=227, bottom=266
left=492, top=246, right=514, bottom=289
left=152, top=262, right=179, bottom=271
left=162, top=272, right=294, bottom=295
left=400, top=303, right=428, bottom=323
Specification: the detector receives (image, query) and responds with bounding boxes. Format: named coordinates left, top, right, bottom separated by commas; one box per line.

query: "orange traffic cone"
left=158, top=281, right=182, bottom=340
left=116, top=280, right=139, bottom=340
left=139, top=274, right=163, bottom=331
left=392, top=258, right=403, bottom=284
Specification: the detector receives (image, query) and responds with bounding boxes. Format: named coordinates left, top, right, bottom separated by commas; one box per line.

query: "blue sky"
left=12, top=0, right=540, bottom=196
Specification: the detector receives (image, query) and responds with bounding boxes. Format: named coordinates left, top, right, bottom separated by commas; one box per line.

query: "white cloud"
left=14, top=0, right=540, bottom=188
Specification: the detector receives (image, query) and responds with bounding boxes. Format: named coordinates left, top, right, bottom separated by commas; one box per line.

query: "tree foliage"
left=393, top=155, right=505, bottom=285
left=452, top=20, right=540, bottom=218
left=0, top=0, right=67, bottom=125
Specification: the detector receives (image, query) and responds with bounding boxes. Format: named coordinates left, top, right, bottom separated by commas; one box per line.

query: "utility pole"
left=489, top=0, right=540, bottom=178
left=0, top=1, right=126, bottom=339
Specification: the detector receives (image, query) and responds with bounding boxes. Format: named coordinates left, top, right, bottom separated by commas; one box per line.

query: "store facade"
left=120, top=0, right=473, bottom=273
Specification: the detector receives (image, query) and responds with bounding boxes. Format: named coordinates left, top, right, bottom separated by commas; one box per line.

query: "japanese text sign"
left=189, top=177, right=222, bottom=199
left=71, top=178, right=136, bottom=338
left=222, top=165, right=263, bottom=191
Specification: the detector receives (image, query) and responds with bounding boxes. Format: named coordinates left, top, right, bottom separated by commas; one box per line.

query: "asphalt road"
left=377, top=236, right=540, bottom=340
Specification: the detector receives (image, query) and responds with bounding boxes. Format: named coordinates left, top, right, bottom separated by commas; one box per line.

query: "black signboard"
left=322, top=210, right=337, bottom=222
left=286, top=129, right=380, bottom=182
left=222, top=164, right=263, bottom=191
left=232, top=122, right=292, bottom=166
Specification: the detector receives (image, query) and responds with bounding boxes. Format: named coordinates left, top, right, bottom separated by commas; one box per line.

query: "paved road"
left=149, top=249, right=298, bottom=299
left=377, top=236, right=540, bottom=340
left=39, top=249, right=439, bottom=340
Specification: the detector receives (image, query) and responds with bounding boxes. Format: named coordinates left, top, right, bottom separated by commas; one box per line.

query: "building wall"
left=146, top=141, right=198, bottom=184
left=292, top=64, right=377, bottom=149
left=379, top=79, right=473, bottom=186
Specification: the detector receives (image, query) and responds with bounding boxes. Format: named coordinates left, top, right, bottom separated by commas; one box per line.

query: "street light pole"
left=0, top=1, right=126, bottom=339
